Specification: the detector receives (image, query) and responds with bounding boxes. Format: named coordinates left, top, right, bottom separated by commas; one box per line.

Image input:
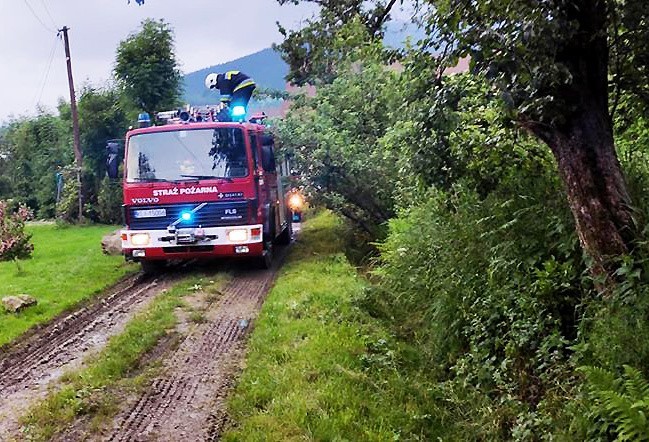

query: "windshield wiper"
left=179, top=174, right=233, bottom=182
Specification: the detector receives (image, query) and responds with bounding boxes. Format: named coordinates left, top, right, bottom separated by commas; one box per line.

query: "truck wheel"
left=258, top=241, right=273, bottom=269
left=276, top=222, right=292, bottom=245
left=141, top=260, right=166, bottom=275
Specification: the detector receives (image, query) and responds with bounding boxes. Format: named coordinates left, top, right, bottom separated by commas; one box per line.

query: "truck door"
left=260, top=134, right=286, bottom=235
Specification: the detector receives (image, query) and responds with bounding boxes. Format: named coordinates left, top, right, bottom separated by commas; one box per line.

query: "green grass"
left=0, top=224, right=137, bottom=347
left=223, top=211, right=452, bottom=441
left=21, top=272, right=231, bottom=441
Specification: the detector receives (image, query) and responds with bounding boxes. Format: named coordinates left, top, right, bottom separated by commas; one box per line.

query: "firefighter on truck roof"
left=204, top=70, right=256, bottom=109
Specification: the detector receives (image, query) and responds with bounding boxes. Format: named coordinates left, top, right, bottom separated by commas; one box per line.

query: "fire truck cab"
left=119, top=116, right=291, bottom=272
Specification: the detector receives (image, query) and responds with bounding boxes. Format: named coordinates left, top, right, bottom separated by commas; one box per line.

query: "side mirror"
left=261, top=134, right=276, bottom=172
left=106, top=141, right=120, bottom=179
left=261, top=144, right=276, bottom=172
left=261, top=134, right=274, bottom=145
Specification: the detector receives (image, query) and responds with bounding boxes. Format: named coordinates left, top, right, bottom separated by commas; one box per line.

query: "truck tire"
left=257, top=240, right=273, bottom=270
left=276, top=221, right=292, bottom=245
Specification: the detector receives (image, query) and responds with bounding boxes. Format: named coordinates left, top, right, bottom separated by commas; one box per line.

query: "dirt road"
left=103, top=246, right=289, bottom=441
left=0, top=237, right=292, bottom=441
left=0, top=271, right=187, bottom=439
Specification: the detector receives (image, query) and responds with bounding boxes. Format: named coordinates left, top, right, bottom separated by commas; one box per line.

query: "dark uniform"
left=216, top=71, right=256, bottom=108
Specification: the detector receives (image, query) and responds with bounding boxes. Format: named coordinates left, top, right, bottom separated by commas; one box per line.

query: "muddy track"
left=0, top=269, right=188, bottom=438
left=105, top=245, right=290, bottom=442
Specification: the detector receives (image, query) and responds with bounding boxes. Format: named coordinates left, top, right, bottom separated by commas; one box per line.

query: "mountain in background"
left=183, top=48, right=288, bottom=106
left=181, top=20, right=425, bottom=107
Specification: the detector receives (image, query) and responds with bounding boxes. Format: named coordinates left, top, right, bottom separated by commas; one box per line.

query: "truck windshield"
left=126, top=128, right=248, bottom=183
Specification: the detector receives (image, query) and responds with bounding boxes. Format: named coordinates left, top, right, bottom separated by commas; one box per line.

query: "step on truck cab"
left=118, top=111, right=292, bottom=272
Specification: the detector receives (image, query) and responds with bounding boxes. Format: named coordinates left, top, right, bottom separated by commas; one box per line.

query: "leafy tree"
left=77, top=86, right=128, bottom=181
left=280, top=0, right=649, bottom=281
left=275, top=0, right=402, bottom=85
left=114, top=19, right=182, bottom=117
left=1, top=113, right=71, bottom=217
left=77, top=86, right=129, bottom=221
left=276, top=31, right=401, bottom=235
left=0, top=127, right=13, bottom=199
left=417, top=0, right=649, bottom=280
left=57, top=90, right=128, bottom=223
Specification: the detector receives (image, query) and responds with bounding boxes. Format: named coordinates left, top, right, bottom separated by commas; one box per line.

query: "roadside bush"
left=55, top=165, right=81, bottom=223
left=364, top=169, right=586, bottom=438
left=0, top=200, right=34, bottom=261
left=97, top=176, right=123, bottom=225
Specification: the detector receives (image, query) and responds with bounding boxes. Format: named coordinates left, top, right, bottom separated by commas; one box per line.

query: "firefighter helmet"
left=204, top=73, right=218, bottom=90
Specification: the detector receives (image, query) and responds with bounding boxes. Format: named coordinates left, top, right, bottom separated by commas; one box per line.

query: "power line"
left=22, top=0, right=55, bottom=33
left=38, top=0, right=58, bottom=29
left=33, top=35, right=60, bottom=109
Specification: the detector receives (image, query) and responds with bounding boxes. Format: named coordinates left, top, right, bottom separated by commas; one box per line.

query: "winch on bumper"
left=121, top=224, right=264, bottom=260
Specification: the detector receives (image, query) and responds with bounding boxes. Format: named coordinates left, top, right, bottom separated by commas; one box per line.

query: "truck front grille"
left=128, top=201, right=250, bottom=230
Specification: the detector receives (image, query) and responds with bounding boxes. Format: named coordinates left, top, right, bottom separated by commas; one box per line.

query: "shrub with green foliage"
left=55, top=164, right=81, bottom=223
left=97, top=177, right=123, bottom=225
left=363, top=73, right=649, bottom=439
left=0, top=112, right=71, bottom=217
left=276, top=23, right=401, bottom=237
left=0, top=200, right=34, bottom=261
left=577, top=365, right=649, bottom=441
left=356, top=64, right=595, bottom=438
left=365, top=171, right=584, bottom=437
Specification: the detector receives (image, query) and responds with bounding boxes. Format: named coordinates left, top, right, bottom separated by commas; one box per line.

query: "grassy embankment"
left=0, top=224, right=137, bottom=347
left=224, top=211, right=450, bottom=440
left=21, top=272, right=231, bottom=440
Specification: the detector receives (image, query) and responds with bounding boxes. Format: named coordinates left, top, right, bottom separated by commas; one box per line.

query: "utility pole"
left=59, top=26, right=83, bottom=222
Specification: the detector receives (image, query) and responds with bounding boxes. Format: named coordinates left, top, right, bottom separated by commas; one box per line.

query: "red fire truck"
left=116, top=111, right=292, bottom=273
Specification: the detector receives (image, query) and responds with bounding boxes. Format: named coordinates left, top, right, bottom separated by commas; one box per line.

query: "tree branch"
left=516, top=118, right=557, bottom=148
left=369, top=0, right=398, bottom=36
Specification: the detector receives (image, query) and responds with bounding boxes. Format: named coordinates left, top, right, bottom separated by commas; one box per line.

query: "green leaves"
left=274, top=0, right=400, bottom=85
left=0, top=112, right=71, bottom=217
left=77, top=86, right=128, bottom=181
left=276, top=34, right=401, bottom=235
left=114, top=19, right=182, bottom=116
left=580, top=365, right=649, bottom=441
left=0, top=201, right=33, bottom=261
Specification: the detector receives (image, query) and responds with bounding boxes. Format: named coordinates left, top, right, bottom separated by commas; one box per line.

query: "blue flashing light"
left=231, top=105, right=246, bottom=117
left=180, top=211, right=192, bottom=221
left=137, top=112, right=151, bottom=128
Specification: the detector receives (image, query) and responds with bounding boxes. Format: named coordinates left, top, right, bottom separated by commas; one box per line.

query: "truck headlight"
left=130, top=233, right=150, bottom=246
left=227, top=229, right=248, bottom=242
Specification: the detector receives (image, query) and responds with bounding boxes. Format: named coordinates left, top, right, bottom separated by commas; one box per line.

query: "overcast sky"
left=0, top=0, right=317, bottom=122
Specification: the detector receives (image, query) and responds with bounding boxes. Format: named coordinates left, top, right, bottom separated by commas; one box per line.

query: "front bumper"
left=122, top=224, right=264, bottom=260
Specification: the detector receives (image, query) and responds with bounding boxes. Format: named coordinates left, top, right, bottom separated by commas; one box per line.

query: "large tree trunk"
left=544, top=105, right=634, bottom=278
left=527, top=0, right=636, bottom=281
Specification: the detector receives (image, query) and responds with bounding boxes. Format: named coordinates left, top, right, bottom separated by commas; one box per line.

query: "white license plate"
left=133, top=208, right=166, bottom=218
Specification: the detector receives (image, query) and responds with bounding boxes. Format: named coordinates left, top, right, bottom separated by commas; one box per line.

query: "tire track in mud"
left=106, top=246, right=290, bottom=442
left=0, top=270, right=187, bottom=439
